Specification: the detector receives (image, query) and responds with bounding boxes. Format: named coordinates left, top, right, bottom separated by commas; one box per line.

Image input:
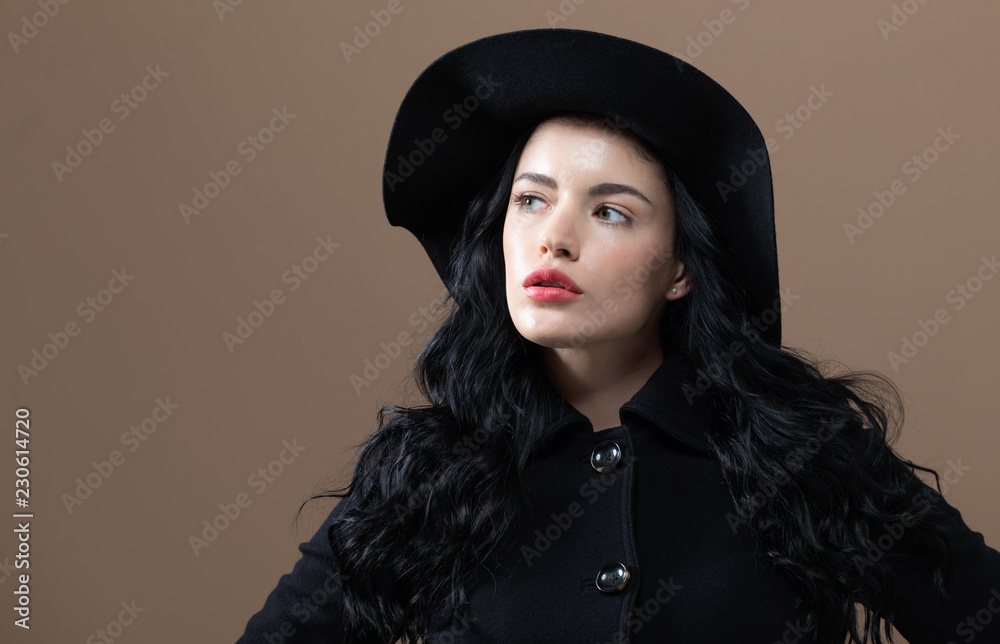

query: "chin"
left=512, top=321, right=596, bottom=350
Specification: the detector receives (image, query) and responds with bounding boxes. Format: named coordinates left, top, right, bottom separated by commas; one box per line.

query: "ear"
left=665, top=261, right=690, bottom=300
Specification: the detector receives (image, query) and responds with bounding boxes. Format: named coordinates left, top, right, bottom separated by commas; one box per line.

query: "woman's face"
left=502, top=118, right=689, bottom=352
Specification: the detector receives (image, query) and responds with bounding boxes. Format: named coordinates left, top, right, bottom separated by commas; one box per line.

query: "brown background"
left=1, top=1, right=997, bottom=641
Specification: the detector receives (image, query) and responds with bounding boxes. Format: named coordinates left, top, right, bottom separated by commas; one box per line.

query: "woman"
left=238, top=28, right=1000, bottom=644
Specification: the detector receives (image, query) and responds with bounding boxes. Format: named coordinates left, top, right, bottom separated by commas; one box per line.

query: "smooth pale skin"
left=502, top=117, right=690, bottom=431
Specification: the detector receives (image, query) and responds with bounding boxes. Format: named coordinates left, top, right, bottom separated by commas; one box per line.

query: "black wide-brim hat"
left=381, top=28, right=781, bottom=347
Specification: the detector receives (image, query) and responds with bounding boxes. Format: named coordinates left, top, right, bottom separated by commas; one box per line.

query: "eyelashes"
left=509, top=192, right=632, bottom=226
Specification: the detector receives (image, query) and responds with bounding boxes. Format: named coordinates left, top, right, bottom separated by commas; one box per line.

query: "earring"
left=672, top=288, right=677, bottom=293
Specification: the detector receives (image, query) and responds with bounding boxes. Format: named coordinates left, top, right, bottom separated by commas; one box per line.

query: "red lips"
left=522, top=266, right=583, bottom=294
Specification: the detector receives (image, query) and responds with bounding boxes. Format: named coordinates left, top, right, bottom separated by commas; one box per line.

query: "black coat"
left=237, top=354, right=1000, bottom=643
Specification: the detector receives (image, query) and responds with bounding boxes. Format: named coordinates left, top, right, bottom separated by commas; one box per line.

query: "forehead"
left=517, top=118, right=669, bottom=186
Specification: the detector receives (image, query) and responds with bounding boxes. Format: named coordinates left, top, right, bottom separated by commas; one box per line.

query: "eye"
left=511, top=193, right=632, bottom=226
left=595, top=205, right=631, bottom=225
left=511, top=192, right=545, bottom=212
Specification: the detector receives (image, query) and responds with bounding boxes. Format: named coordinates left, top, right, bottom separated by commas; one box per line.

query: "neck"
left=542, top=336, right=665, bottom=431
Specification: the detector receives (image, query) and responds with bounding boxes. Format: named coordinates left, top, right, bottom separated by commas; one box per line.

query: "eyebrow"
left=512, top=172, right=652, bottom=206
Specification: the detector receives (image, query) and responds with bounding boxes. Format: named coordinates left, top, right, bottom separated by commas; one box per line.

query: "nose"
left=539, top=199, right=579, bottom=260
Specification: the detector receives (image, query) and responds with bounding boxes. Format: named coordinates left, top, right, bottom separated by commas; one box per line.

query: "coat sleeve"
left=883, top=467, right=1000, bottom=643
left=236, top=494, right=365, bottom=644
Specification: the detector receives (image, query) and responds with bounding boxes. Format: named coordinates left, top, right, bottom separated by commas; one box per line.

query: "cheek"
left=590, top=245, right=641, bottom=287
left=502, top=225, right=512, bottom=271
left=502, top=222, right=519, bottom=289
left=594, top=248, right=672, bottom=305
left=502, top=219, right=525, bottom=264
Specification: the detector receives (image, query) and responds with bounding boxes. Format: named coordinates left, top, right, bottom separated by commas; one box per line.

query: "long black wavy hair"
left=300, top=113, right=952, bottom=643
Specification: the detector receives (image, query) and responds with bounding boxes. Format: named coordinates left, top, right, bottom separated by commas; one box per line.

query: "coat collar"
left=543, top=351, right=716, bottom=456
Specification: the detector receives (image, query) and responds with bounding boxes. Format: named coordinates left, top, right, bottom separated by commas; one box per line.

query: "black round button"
left=590, top=440, right=622, bottom=473
left=595, top=562, right=630, bottom=593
